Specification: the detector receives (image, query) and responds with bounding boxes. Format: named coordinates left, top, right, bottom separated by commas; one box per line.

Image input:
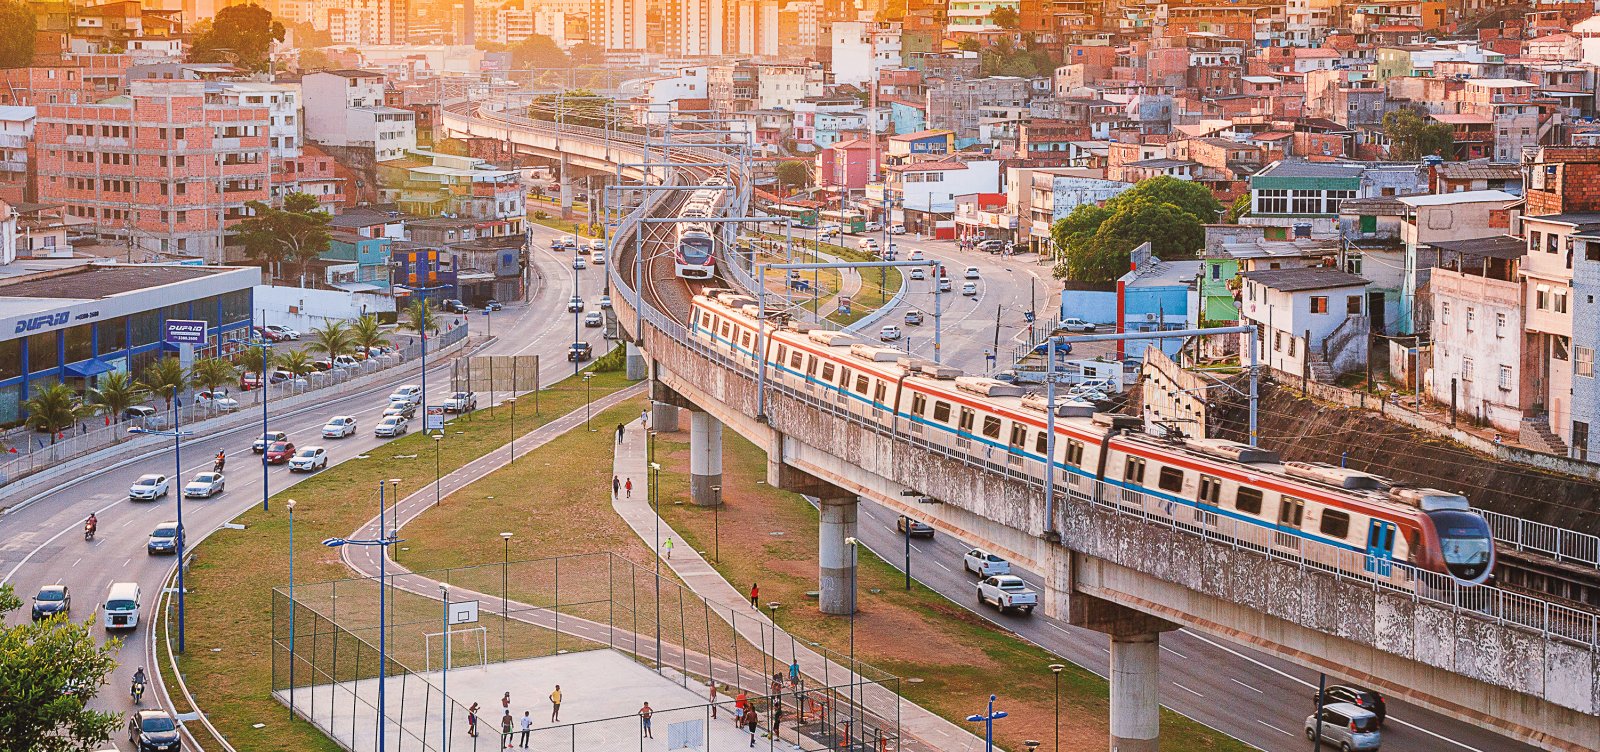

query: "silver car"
left=1305, top=702, right=1381, bottom=751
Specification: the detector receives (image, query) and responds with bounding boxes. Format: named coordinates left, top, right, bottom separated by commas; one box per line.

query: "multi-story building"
left=675, top=0, right=726, bottom=57
left=302, top=70, right=416, bottom=162
left=322, top=0, right=409, bottom=45
left=1570, top=237, right=1600, bottom=460
left=925, top=75, right=1034, bottom=147
left=34, top=80, right=270, bottom=262
left=830, top=21, right=902, bottom=88
left=1241, top=267, right=1370, bottom=381
left=1458, top=79, right=1548, bottom=163
left=0, top=105, right=34, bottom=203
left=0, top=55, right=131, bottom=107
left=1426, top=235, right=1529, bottom=434
left=379, top=151, right=525, bottom=238
left=1395, top=190, right=1520, bottom=335
left=755, top=63, right=824, bottom=110
left=211, top=81, right=304, bottom=202
left=883, top=158, right=1001, bottom=235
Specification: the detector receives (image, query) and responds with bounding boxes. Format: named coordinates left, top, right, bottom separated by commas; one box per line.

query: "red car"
left=265, top=441, right=296, bottom=464
left=252, top=325, right=286, bottom=343
left=240, top=372, right=263, bottom=390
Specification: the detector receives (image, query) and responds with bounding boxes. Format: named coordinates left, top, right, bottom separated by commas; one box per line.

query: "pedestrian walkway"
left=610, top=418, right=986, bottom=752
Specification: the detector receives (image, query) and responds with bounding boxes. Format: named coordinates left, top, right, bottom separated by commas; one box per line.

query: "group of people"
left=464, top=686, right=563, bottom=749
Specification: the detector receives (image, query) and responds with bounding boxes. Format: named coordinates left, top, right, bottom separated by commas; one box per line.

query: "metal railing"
left=1482, top=509, right=1600, bottom=571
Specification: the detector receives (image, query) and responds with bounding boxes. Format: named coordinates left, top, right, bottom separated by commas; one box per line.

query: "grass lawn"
left=173, top=368, right=638, bottom=752
left=650, top=428, right=1250, bottom=752
left=757, top=233, right=904, bottom=327
left=529, top=215, right=601, bottom=238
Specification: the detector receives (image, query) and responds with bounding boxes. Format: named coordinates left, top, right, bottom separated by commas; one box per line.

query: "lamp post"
left=506, top=397, right=517, bottom=460
left=286, top=498, right=298, bottom=718
left=320, top=524, right=403, bottom=749
left=132, top=400, right=193, bottom=653
left=501, top=532, right=513, bottom=661
left=440, top=583, right=452, bottom=752
left=583, top=372, right=594, bottom=431
left=966, top=694, right=1009, bottom=752
left=1049, top=664, right=1065, bottom=752
left=244, top=335, right=274, bottom=512
left=432, top=433, right=443, bottom=506
left=843, top=536, right=859, bottom=738
left=711, top=484, right=722, bottom=564
left=649, top=458, right=662, bottom=668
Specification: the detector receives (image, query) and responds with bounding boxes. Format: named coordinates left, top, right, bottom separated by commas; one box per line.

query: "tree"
left=87, top=372, right=146, bottom=429
left=958, top=38, right=980, bottom=52
left=234, top=192, right=332, bottom=284
left=296, top=48, right=334, bottom=72
left=0, top=583, right=122, bottom=750
left=305, top=320, right=355, bottom=359
left=1109, top=175, right=1223, bottom=223
left=1225, top=193, right=1251, bottom=223
left=569, top=42, right=605, bottom=66
left=188, top=3, right=285, bottom=73
left=1383, top=109, right=1454, bottom=161
left=22, top=384, right=90, bottom=442
left=776, top=161, right=812, bottom=194
left=1095, top=200, right=1205, bottom=260
left=189, top=357, right=237, bottom=398
left=1051, top=196, right=1206, bottom=283
left=400, top=299, right=438, bottom=339
left=351, top=314, right=391, bottom=355
left=988, top=5, right=1020, bottom=29
left=278, top=349, right=316, bottom=377
left=140, top=358, right=188, bottom=413
left=238, top=345, right=275, bottom=380
left=0, top=0, right=38, bottom=69
left=509, top=33, right=569, bottom=69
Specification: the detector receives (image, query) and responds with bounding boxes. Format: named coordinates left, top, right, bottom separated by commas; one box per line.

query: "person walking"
left=500, top=710, right=514, bottom=746
left=734, top=691, right=748, bottom=726
left=709, top=683, right=719, bottom=719
left=639, top=702, right=654, bottom=738
left=625, top=478, right=633, bottom=498
left=613, top=475, right=621, bottom=498
left=788, top=659, right=800, bottom=688
left=502, top=691, right=512, bottom=715
left=749, top=582, right=759, bottom=608
left=549, top=685, right=563, bottom=722
left=640, top=407, right=649, bottom=428
left=519, top=711, right=533, bottom=748
left=616, top=423, right=625, bottom=443
left=467, top=702, right=480, bottom=737
left=663, top=536, right=674, bottom=560
left=743, top=705, right=760, bottom=747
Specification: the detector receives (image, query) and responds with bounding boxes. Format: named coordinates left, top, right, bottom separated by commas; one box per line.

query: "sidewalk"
left=610, top=418, right=986, bottom=752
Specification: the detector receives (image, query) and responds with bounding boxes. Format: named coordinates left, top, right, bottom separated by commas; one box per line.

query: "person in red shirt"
left=749, top=582, right=759, bottom=608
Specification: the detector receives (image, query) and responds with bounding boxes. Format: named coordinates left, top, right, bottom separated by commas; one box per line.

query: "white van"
left=104, top=582, right=141, bottom=630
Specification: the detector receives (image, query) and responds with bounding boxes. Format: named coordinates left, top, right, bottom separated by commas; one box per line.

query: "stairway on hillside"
left=1519, top=414, right=1569, bottom=456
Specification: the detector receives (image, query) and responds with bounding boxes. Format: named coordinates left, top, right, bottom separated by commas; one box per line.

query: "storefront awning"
left=64, top=358, right=117, bottom=378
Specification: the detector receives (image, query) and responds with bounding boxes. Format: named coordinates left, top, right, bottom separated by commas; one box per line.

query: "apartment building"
left=1426, top=235, right=1530, bottom=434
left=302, top=70, right=417, bottom=162
left=830, top=21, right=902, bottom=88
left=602, top=0, right=646, bottom=51
left=0, top=106, right=34, bottom=203
left=323, top=0, right=409, bottom=45
left=925, top=75, right=1034, bottom=147
left=1459, top=79, right=1547, bottom=163
left=34, top=80, right=270, bottom=262
left=756, top=64, right=824, bottom=110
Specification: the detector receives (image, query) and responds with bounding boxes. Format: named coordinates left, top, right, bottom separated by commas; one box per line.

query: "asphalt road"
left=0, top=223, right=609, bottom=748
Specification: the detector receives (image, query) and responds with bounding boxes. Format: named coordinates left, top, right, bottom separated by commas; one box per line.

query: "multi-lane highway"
left=0, top=224, right=607, bottom=747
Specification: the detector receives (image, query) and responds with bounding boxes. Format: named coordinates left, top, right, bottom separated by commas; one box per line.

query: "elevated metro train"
left=674, top=178, right=727, bottom=280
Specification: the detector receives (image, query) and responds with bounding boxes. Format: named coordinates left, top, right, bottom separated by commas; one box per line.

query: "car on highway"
left=103, top=582, right=140, bottom=630
left=441, top=299, right=470, bottom=313
left=589, top=238, right=606, bottom=253
left=977, top=575, right=1037, bottom=614
left=383, top=401, right=417, bottom=420
left=909, top=249, right=925, bottom=261
left=1305, top=703, right=1382, bottom=751
left=964, top=266, right=981, bottom=279
left=195, top=390, right=239, bottom=411
left=1061, top=318, right=1097, bottom=333
left=289, top=446, right=330, bottom=472
left=568, top=296, right=585, bottom=312
left=961, top=282, right=978, bottom=297
left=389, top=385, right=423, bottom=406
left=976, top=239, right=1007, bottom=254
left=146, top=521, right=183, bottom=555
left=443, top=391, right=478, bottom=413
left=896, top=516, right=934, bottom=538
left=253, top=430, right=289, bottom=452
left=128, top=474, right=170, bottom=501
left=887, top=224, right=906, bottom=235
left=31, top=585, right=70, bottom=621
left=550, top=236, right=567, bottom=250
left=264, top=324, right=301, bottom=340
left=864, top=221, right=883, bottom=232
left=882, top=248, right=897, bottom=261
left=858, top=237, right=879, bottom=253
left=600, top=295, right=613, bottom=308
left=557, top=234, right=578, bottom=249
left=265, top=441, right=296, bottom=464
left=963, top=548, right=1011, bottom=577
left=909, top=268, right=925, bottom=281
left=584, top=311, right=604, bottom=327
left=485, top=299, right=504, bottom=312
left=1314, top=685, right=1387, bottom=728
left=322, top=415, right=358, bottom=438
left=128, top=709, right=181, bottom=752
left=879, top=324, right=902, bottom=341
left=568, top=341, right=593, bottom=361
left=183, top=472, right=226, bottom=498
left=593, top=253, right=606, bottom=266
left=938, top=278, right=952, bottom=293
left=904, top=310, right=924, bottom=326
left=374, top=415, right=409, bottom=437
left=817, top=225, right=841, bottom=240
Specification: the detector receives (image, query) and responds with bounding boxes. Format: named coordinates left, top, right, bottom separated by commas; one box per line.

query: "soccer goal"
left=424, top=626, right=489, bottom=672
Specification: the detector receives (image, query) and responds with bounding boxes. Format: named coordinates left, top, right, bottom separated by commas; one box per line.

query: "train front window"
left=1429, top=510, right=1493, bottom=574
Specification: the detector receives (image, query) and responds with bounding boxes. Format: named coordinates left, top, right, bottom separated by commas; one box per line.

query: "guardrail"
left=1483, top=508, right=1600, bottom=571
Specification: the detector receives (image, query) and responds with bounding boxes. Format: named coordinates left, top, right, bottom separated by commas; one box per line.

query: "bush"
left=592, top=343, right=627, bottom=373
left=534, top=210, right=550, bottom=220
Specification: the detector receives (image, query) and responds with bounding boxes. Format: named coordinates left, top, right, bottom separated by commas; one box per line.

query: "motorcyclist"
left=85, top=513, right=97, bottom=537
left=132, top=667, right=147, bottom=701
left=214, top=450, right=226, bottom=472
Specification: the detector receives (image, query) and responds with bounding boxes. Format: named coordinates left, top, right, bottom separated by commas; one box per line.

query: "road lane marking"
left=1160, top=645, right=1188, bottom=660
left=1257, top=720, right=1293, bottom=736
left=931, top=560, right=953, bottom=573
left=1231, top=678, right=1264, bottom=694
left=1172, top=682, right=1203, bottom=697
left=1047, top=623, right=1074, bottom=637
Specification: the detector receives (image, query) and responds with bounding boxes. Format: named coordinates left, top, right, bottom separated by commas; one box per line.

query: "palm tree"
left=140, top=357, right=188, bottom=414
left=238, top=344, right=275, bottom=381
left=23, top=383, right=92, bottom=443
left=305, top=320, right=355, bottom=359
left=278, top=349, right=317, bottom=378
left=399, top=300, right=438, bottom=354
left=351, top=314, right=391, bottom=356
left=87, top=371, right=147, bottom=431
left=189, top=357, right=237, bottom=400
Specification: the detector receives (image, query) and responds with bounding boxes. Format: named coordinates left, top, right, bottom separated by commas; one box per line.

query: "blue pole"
left=378, top=481, right=387, bottom=752
left=173, top=387, right=185, bottom=654
left=288, top=500, right=296, bottom=718
left=441, top=584, right=450, bottom=752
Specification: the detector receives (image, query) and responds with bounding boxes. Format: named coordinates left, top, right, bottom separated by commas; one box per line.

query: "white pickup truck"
left=963, top=548, right=1011, bottom=578
left=977, top=575, right=1037, bottom=614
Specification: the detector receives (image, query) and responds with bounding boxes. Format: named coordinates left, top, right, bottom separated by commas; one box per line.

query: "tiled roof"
left=1243, top=267, right=1367, bottom=292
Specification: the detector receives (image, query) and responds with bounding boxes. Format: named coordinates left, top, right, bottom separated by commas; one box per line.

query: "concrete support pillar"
left=625, top=341, right=646, bottom=380
left=1109, top=632, right=1161, bottom=752
left=689, top=410, right=723, bottom=507
left=558, top=153, right=573, bottom=219
left=651, top=401, right=679, bottom=432
left=817, top=496, right=858, bottom=615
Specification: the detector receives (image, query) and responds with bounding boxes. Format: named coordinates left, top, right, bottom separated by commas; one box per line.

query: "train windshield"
left=1428, top=509, right=1492, bottom=578
left=681, top=236, right=714, bottom=263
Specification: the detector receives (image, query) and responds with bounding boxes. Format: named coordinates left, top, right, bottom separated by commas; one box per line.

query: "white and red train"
left=673, top=178, right=727, bottom=280
left=688, top=289, right=1495, bottom=587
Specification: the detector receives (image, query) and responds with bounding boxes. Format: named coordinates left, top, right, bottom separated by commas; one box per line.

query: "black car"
left=568, top=342, right=593, bottom=362
left=441, top=299, right=470, bottom=314
left=1314, top=685, right=1386, bottom=727
left=484, top=299, right=504, bottom=311
left=129, top=710, right=181, bottom=751
left=896, top=516, right=935, bottom=538
left=30, top=584, right=70, bottom=620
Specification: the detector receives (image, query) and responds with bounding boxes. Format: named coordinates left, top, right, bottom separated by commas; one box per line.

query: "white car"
left=584, top=311, right=604, bottom=327
left=195, top=390, right=239, bottom=411
left=374, top=415, right=409, bottom=437
left=331, top=354, right=361, bottom=369
left=443, top=391, right=477, bottom=412
left=593, top=253, right=606, bottom=266
left=909, top=268, right=925, bottom=281
left=589, top=238, right=605, bottom=252
left=909, top=249, right=925, bottom=261
left=1061, top=318, right=1097, bottom=333
left=288, top=446, right=329, bottom=472
left=963, top=548, right=1011, bottom=578
left=964, top=266, right=980, bottom=279
left=388, top=385, right=423, bottom=406
left=383, top=401, right=416, bottom=420
left=322, top=415, right=357, bottom=438
left=265, top=325, right=300, bottom=340
left=183, top=472, right=225, bottom=498
left=962, top=281, right=978, bottom=297
left=977, top=575, right=1037, bottom=614
left=879, top=325, right=902, bottom=341
left=887, top=224, right=906, bottom=235
left=599, top=295, right=613, bottom=309
left=573, top=257, right=587, bottom=270
left=129, top=474, right=170, bottom=501
left=938, top=278, right=952, bottom=293
left=858, top=237, right=879, bottom=252
left=559, top=234, right=578, bottom=249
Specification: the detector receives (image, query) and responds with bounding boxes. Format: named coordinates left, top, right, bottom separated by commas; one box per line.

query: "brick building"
left=34, top=80, right=270, bottom=262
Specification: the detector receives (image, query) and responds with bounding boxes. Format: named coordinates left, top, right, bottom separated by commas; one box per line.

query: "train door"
left=1365, top=520, right=1396, bottom=577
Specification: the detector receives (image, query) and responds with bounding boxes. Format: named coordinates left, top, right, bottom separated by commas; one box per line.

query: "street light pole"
left=711, top=484, right=722, bottom=564
left=966, top=694, right=1009, bottom=752
left=134, top=411, right=194, bottom=653
left=440, top=583, right=452, bottom=752
left=433, top=433, right=443, bottom=506
left=319, top=527, right=402, bottom=749
left=246, top=334, right=274, bottom=512
left=501, top=532, right=512, bottom=661
left=844, top=536, right=859, bottom=738
left=1049, top=664, right=1065, bottom=752
left=583, top=372, right=594, bottom=431
left=286, top=498, right=297, bottom=718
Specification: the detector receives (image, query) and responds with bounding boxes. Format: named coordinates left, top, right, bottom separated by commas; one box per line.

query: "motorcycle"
left=213, top=457, right=226, bottom=473
left=84, top=521, right=95, bottom=542
left=131, top=679, right=145, bottom=704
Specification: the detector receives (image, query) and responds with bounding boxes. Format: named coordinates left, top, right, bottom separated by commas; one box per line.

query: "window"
left=1124, top=456, right=1146, bottom=484
left=1035, top=430, right=1049, bottom=454
left=958, top=407, right=975, bottom=433
left=1324, top=190, right=1355, bottom=214
left=1197, top=475, right=1222, bottom=506
left=1256, top=189, right=1288, bottom=214
left=1065, top=440, right=1084, bottom=467
left=1495, top=312, right=1507, bottom=338
left=1463, top=358, right=1474, bottom=382
left=1347, top=296, right=1362, bottom=315
left=1274, top=331, right=1283, bottom=352
left=1278, top=496, right=1305, bottom=528
left=1157, top=466, right=1185, bottom=493
left=911, top=393, right=927, bottom=415
left=1288, top=336, right=1296, bottom=357
left=855, top=375, right=869, bottom=393
left=1465, top=308, right=1475, bottom=331
left=1499, top=364, right=1515, bottom=390
left=1578, top=347, right=1595, bottom=378
left=1553, top=337, right=1570, bottom=362
left=839, top=367, right=852, bottom=387
left=1440, top=301, right=1450, bottom=325
left=933, top=400, right=952, bottom=422
left=1319, top=510, right=1350, bottom=539
left=1555, top=291, right=1568, bottom=314
left=821, top=362, right=835, bottom=381
left=1235, top=487, right=1264, bottom=515
left=1291, top=189, right=1322, bottom=214
left=1310, top=296, right=1328, bottom=314
left=874, top=381, right=887, bottom=403
left=981, top=415, right=1002, bottom=439
left=1008, top=422, right=1028, bottom=449
left=775, top=345, right=786, bottom=364
left=1536, top=286, right=1550, bottom=310
left=789, top=350, right=803, bottom=369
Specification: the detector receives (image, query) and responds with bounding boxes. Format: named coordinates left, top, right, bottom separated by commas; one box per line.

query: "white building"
left=830, top=21, right=902, bottom=88
left=756, top=63, right=824, bottom=110
left=731, top=0, right=779, bottom=57
left=212, top=81, right=302, bottom=162
left=0, top=105, right=34, bottom=197
left=320, top=0, right=408, bottom=45
left=642, top=67, right=709, bottom=124
left=302, top=70, right=416, bottom=162
left=679, top=0, right=725, bottom=57
left=1426, top=236, right=1529, bottom=432
left=1240, top=267, right=1370, bottom=380
left=603, top=0, right=646, bottom=52
left=886, top=159, right=1002, bottom=216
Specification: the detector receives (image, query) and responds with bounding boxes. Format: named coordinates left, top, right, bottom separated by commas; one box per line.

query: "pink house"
left=815, top=138, right=876, bottom=192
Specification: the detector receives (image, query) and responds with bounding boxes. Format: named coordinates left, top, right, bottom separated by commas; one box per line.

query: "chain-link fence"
left=273, top=552, right=901, bottom=752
